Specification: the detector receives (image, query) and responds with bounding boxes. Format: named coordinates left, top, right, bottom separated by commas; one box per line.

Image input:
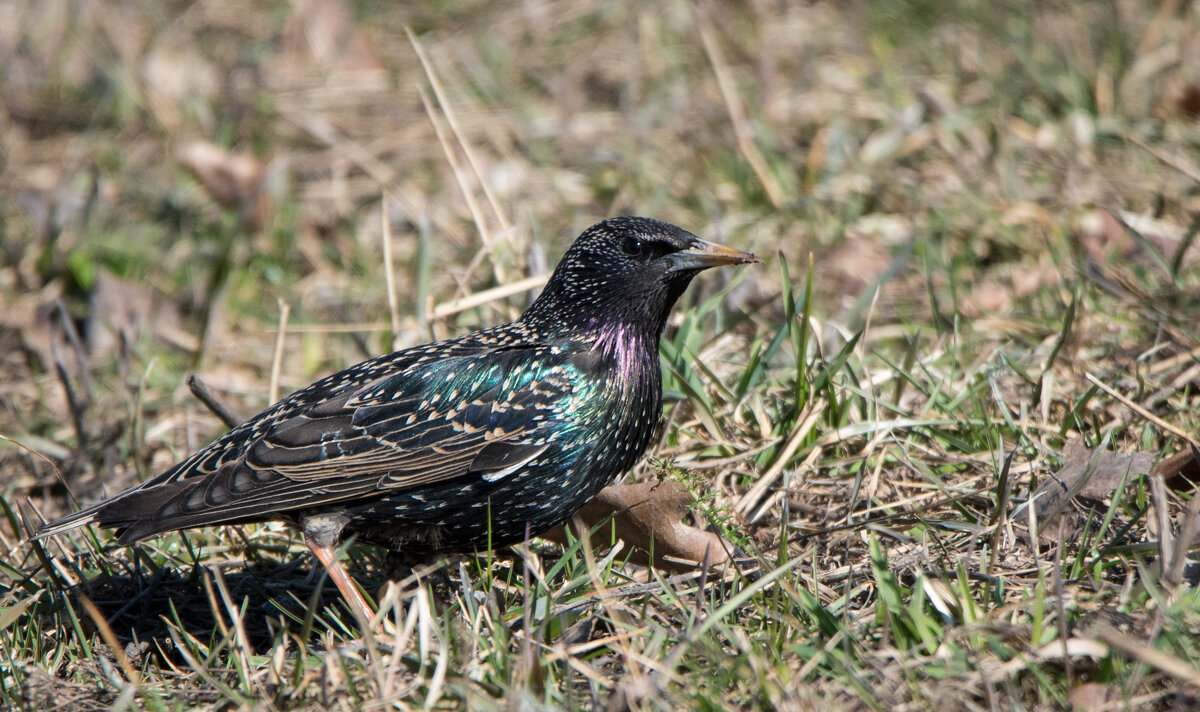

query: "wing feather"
left=82, top=343, right=581, bottom=542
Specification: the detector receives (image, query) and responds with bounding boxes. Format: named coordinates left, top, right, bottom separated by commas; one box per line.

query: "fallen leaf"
left=1011, top=262, right=1060, bottom=299
left=1067, top=682, right=1120, bottom=711
left=970, top=280, right=1014, bottom=314
left=556, top=614, right=601, bottom=650
left=1022, top=437, right=1154, bottom=546
left=541, top=481, right=731, bottom=572
left=176, top=140, right=272, bottom=231
left=1150, top=446, right=1200, bottom=492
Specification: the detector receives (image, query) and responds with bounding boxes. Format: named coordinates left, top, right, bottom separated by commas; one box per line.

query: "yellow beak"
left=666, top=238, right=760, bottom=272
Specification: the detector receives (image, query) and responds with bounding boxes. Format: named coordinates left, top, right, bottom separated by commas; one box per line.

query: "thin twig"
left=52, top=303, right=90, bottom=453
left=55, top=301, right=93, bottom=401
left=186, top=374, right=244, bottom=428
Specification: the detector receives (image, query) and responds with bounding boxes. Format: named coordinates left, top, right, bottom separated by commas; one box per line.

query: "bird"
left=33, top=216, right=758, bottom=622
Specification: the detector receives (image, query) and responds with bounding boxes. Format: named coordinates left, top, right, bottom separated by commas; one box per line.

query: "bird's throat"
left=593, top=320, right=657, bottom=384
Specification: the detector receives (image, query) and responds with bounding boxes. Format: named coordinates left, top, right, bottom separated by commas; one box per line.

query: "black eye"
left=621, top=235, right=669, bottom=260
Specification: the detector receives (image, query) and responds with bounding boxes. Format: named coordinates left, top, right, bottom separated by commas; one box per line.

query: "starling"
left=34, top=217, right=758, bottom=621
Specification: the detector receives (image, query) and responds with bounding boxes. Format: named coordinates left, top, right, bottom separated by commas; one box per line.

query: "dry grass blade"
left=269, top=298, right=291, bottom=404
left=260, top=276, right=550, bottom=333
left=209, top=566, right=256, bottom=694
left=410, top=54, right=499, bottom=282
left=735, top=400, right=824, bottom=519
left=78, top=594, right=140, bottom=685
left=694, top=6, right=787, bottom=209
left=431, top=274, right=549, bottom=318
left=380, top=193, right=403, bottom=350
left=1124, top=133, right=1200, bottom=186
left=405, top=28, right=513, bottom=245
left=1085, top=372, right=1200, bottom=446
left=1094, top=625, right=1200, bottom=687
left=280, top=107, right=396, bottom=185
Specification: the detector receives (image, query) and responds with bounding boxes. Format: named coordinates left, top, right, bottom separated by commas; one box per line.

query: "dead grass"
left=4, top=0, right=1200, bottom=709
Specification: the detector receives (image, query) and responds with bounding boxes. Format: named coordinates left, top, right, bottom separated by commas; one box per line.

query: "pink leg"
left=305, top=533, right=375, bottom=625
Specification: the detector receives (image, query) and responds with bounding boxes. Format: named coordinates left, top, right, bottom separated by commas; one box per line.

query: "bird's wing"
left=42, top=343, right=596, bottom=543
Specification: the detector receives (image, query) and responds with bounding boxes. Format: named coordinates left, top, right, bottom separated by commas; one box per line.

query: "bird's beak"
left=666, top=238, right=761, bottom=272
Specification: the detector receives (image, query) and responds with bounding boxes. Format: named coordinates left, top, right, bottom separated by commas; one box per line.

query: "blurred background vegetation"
left=3, top=0, right=1200, bottom=709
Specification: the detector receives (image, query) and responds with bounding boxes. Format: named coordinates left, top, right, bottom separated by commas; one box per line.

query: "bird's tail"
left=27, top=501, right=106, bottom=541
left=28, top=459, right=194, bottom=545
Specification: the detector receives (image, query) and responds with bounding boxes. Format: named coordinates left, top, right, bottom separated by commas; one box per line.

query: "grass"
left=3, top=0, right=1200, bottom=709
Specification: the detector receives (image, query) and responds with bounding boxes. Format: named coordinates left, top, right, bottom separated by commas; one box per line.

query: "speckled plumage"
left=36, top=217, right=756, bottom=616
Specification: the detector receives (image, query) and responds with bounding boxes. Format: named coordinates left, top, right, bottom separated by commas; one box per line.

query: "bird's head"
left=522, top=217, right=759, bottom=339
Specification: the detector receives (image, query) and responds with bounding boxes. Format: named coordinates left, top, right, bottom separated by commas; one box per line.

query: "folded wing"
left=37, top=344, right=581, bottom=544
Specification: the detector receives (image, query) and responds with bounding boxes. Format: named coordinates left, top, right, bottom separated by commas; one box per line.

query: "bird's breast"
left=591, top=321, right=659, bottom=387
left=574, top=326, right=663, bottom=471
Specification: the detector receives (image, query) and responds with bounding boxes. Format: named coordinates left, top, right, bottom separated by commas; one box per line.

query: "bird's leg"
left=305, top=535, right=374, bottom=624
left=301, top=512, right=374, bottom=625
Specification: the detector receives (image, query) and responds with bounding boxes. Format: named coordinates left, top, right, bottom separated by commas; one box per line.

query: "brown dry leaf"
left=961, top=261, right=1061, bottom=317
left=1151, top=447, right=1200, bottom=492
left=541, top=481, right=730, bottom=572
left=1023, top=437, right=1154, bottom=546
left=176, top=140, right=271, bottom=231
left=1067, top=682, right=1120, bottom=711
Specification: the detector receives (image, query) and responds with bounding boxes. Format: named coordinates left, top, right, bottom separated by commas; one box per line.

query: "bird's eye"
left=621, top=235, right=668, bottom=260
left=621, top=235, right=646, bottom=257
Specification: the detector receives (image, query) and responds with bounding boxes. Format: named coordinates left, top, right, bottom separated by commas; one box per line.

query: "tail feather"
left=29, top=503, right=104, bottom=541
left=32, top=471, right=287, bottom=545
left=32, top=476, right=191, bottom=544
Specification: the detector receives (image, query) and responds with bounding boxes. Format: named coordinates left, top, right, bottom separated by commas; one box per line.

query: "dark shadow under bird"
left=34, top=216, right=758, bottom=622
